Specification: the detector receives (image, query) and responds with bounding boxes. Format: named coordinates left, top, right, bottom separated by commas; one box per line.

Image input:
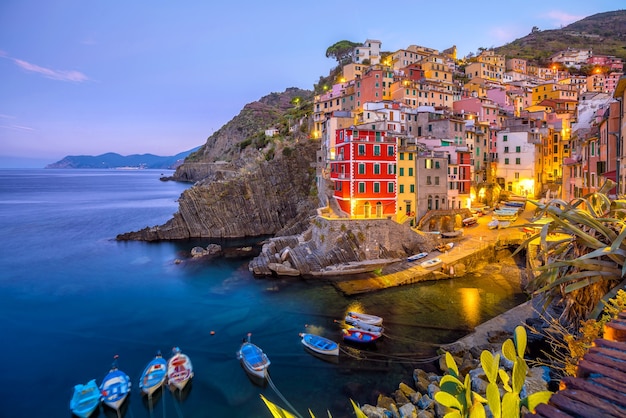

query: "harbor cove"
left=0, top=169, right=528, bottom=417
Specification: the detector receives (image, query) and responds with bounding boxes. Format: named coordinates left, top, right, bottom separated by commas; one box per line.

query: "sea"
left=0, top=169, right=527, bottom=418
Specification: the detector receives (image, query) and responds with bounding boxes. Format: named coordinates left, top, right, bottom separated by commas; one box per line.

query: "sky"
left=0, top=1, right=624, bottom=168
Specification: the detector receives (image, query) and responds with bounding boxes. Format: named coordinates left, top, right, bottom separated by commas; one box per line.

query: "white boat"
left=167, top=347, right=194, bottom=392
left=487, top=220, right=499, bottom=229
left=237, top=333, right=270, bottom=380
left=420, top=258, right=443, bottom=269
left=346, top=311, right=383, bottom=326
left=300, top=333, right=339, bottom=357
left=436, top=242, right=454, bottom=252
left=407, top=252, right=428, bottom=262
left=498, top=221, right=511, bottom=229
left=344, top=316, right=384, bottom=334
left=100, top=356, right=131, bottom=412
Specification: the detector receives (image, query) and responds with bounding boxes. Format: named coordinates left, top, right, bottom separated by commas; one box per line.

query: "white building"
left=353, top=39, right=382, bottom=65
left=495, top=129, right=541, bottom=197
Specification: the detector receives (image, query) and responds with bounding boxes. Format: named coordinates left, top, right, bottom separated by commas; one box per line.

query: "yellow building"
left=531, top=82, right=578, bottom=105
left=396, top=137, right=418, bottom=223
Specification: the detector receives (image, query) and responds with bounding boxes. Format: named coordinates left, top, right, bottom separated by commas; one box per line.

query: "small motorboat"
left=407, top=252, right=428, bottom=262
left=237, top=333, right=270, bottom=380
left=100, top=355, right=131, bottom=411
left=69, top=379, right=100, bottom=418
left=420, top=258, right=443, bottom=269
left=436, top=243, right=454, bottom=252
left=487, top=219, right=499, bottom=229
left=346, top=311, right=383, bottom=326
left=342, top=328, right=381, bottom=344
left=344, top=316, right=384, bottom=334
left=300, top=333, right=339, bottom=356
left=167, top=347, right=194, bottom=392
left=139, top=351, right=167, bottom=396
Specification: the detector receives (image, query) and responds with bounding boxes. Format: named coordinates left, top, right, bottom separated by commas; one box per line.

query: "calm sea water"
left=0, top=169, right=526, bottom=418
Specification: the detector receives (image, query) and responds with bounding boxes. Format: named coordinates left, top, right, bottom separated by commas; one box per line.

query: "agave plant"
left=514, top=180, right=626, bottom=323
left=260, top=394, right=368, bottom=418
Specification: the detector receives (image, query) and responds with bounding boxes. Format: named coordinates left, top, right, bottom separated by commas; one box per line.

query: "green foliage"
left=435, top=326, right=552, bottom=417
left=325, top=40, right=360, bottom=65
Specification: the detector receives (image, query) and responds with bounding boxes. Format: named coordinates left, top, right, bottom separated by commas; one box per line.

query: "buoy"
left=210, top=330, right=215, bottom=335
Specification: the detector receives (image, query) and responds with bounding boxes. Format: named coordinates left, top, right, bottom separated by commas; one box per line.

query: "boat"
left=342, top=328, right=381, bottom=344
left=407, top=252, right=428, bottom=262
left=462, top=217, right=477, bottom=227
left=441, top=230, right=463, bottom=238
left=100, top=355, right=131, bottom=411
left=167, top=347, right=194, bottom=392
left=498, top=221, right=511, bottom=229
left=300, top=333, right=339, bottom=357
left=420, top=258, right=443, bottom=269
left=237, top=333, right=270, bottom=380
left=436, top=243, right=454, bottom=252
left=487, top=219, right=499, bottom=229
left=69, top=379, right=100, bottom=418
left=139, top=351, right=167, bottom=396
left=344, top=316, right=384, bottom=334
left=346, top=311, right=383, bottom=326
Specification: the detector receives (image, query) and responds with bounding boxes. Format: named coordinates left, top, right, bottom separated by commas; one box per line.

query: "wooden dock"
left=525, top=312, right=626, bottom=417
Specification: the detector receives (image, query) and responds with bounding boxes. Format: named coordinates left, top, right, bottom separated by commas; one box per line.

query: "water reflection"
left=459, top=287, right=481, bottom=327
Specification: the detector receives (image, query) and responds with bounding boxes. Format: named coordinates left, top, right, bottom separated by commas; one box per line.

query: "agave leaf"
left=260, top=394, right=298, bottom=418
left=521, top=391, right=553, bottom=413
left=564, top=276, right=607, bottom=293
left=486, top=383, right=501, bottom=418
left=514, top=326, right=527, bottom=357
left=534, top=270, right=617, bottom=294
left=502, top=339, right=516, bottom=362
left=589, top=278, right=626, bottom=319
left=512, top=358, right=528, bottom=394
left=435, top=392, right=463, bottom=411
left=501, top=392, right=520, bottom=417
left=445, top=351, right=459, bottom=377
left=349, top=399, right=368, bottom=418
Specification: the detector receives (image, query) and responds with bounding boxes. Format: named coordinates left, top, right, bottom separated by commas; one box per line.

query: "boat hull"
left=167, top=352, right=194, bottom=391
left=69, top=379, right=100, bottom=418
left=407, top=252, right=428, bottom=262
left=238, top=342, right=270, bottom=380
left=346, top=311, right=383, bottom=326
left=342, top=329, right=380, bottom=344
left=300, top=333, right=339, bottom=356
left=420, top=258, right=443, bottom=269
left=344, top=316, right=384, bottom=333
left=139, top=356, right=167, bottom=396
left=100, top=369, right=131, bottom=411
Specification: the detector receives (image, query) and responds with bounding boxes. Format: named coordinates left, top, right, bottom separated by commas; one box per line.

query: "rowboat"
left=441, top=230, right=463, bottom=238
left=139, top=351, right=167, bottom=396
left=344, top=316, right=384, bottom=334
left=300, top=333, right=339, bottom=356
left=498, top=221, right=511, bottom=229
left=487, top=219, right=499, bottom=229
left=237, top=333, right=270, bottom=380
left=342, top=328, right=381, bottom=344
left=420, top=258, right=443, bottom=269
left=436, top=243, right=454, bottom=252
left=346, top=311, right=383, bottom=326
left=100, top=355, right=131, bottom=411
left=69, top=379, right=100, bottom=418
left=407, top=252, right=428, bottom=262
left=167, top=347, right=194, bottom=392
left=462, top=217, right=477, bottom=227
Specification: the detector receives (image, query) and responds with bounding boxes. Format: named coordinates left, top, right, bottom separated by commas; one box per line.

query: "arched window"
left=376, top=202, right=382, bottom=218
left=364, top=202, right=371, bottom=218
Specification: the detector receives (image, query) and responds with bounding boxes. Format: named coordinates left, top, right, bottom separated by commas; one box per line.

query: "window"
left=427, top=176, right=432, bottom=185
left=408, top=167, right=414, bottom=176
left=504, top=146, right=509, bottom=153
left=408, top=153, right=413, bottom=160
left=374, top=145, right=381, bottom=156
left=399, top=167, right=405, bottom=176
left=387, top=182, right=394, bottom=193
left=387, top=145, right=394, bottom=156
left=514, top=172, right=519, bottom=179
left=358, top=144, right=365, bottom=155
left=503, top=135, right=508, bottom=142
left=505, top=158, right=509, bottom=165
left=410, top=184, right=415, bottom=193
left=358, top=163, right=365, bottom=174
left=387, top=164, right=394, bottom=175
left=435, top=161, right=440, bottom=169
left=515, top=158, right=521, bottom=165
left=374, top=182, right=380, bottom=193
left=434, top=176, right=440, bottom=185
left=399, top=184, right=405, bottom=193
left=425, top=159, right=432, bottom=169
left=399, top=153, right=404, bottom=161
left=374, top=163, right=380, bottom=175
left=516, top=146, right=521, bottom=153
left=358, top=182, right=365, bottom=193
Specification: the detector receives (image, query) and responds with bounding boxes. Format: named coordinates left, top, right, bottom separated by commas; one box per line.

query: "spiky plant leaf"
left=480, top=351, right=499, bottom=384
left=589, top=278, right=626, bottom=319
left=445, top=351, right=460, bottom=378
left=502, top=339, right=516, bottom=362
left=260, top=394, right=298, bottom=418
left=349, top=399, right=368, bottom=418
left=564, top=276, right=606, bottom=293
left=522, top=391, right=553, bottom=413
left=514, top=326, right=527, bottom=357
left=486, top=382, right=501, bottom=418
left=512, top=358, right=528, bottom=395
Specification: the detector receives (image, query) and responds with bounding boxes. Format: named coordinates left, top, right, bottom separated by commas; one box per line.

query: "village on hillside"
left=310, top=40, right=625, bottom=226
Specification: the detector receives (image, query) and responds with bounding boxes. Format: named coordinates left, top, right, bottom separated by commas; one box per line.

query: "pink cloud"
left=544, top=11, right=586, bottom=28
left=2, top=53, right=89, bottom=82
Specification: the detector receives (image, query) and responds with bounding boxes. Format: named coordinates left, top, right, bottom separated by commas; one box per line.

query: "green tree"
left=325, top=40, right=360, bottom=66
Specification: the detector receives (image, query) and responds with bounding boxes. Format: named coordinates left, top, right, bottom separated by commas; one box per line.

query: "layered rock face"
left=117, top=140, right=319, bottom=241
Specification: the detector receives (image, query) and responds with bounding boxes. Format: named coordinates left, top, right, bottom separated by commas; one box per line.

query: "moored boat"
left=441, top=230, right=463, bottom=238
left=487, top=219, right=499, bottom=229
left=100, top=355, right=131, bottom=411
left=436, top=242, right=454, bottom=252
left=139, top=351, right=167, bottom=396
left=498, top=221, right=511, bottom=229
left=407, top=252, right=428, bottom=262
left=420, top=258, right=443, bottom=269
left=342, top=328, right=381, bottom=344
left=300, top=333, right=339, bottom=357
left=167, top=347, right=194, bottom=392
left=344, top=316, right=384, bottom=334
left=69, top=379, right=100, bottom=418
left=237, top=333, right=270, bottom=380
left=346, top=311, right=383, bottom=326
left=462, top=217, right=477, bottom=227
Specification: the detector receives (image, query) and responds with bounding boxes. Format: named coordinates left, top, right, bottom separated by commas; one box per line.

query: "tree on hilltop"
left=326, top=40, right=360, bottom=66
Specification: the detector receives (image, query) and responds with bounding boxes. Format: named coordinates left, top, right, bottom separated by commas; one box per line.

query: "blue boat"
left=139, top=351, right=167, bottom=396
left=342, top=328, right=381, bottom=344
left=100, top=355, right=131, bottom=411
left=69, top=379, right=100, bottom=418
left=300, top=333, right=339, bottom=356
left=237, top=333, right=270, bottom=380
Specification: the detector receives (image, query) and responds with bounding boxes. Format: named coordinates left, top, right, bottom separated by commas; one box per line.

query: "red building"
left=330, top=128, right=397, bottom=218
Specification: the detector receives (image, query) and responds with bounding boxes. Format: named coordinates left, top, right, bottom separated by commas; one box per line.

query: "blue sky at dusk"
left=0, top=0, right=623, bottom=167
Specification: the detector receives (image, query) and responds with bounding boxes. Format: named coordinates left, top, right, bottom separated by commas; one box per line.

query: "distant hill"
left=494, top=10, right=626, bottom=65
left=45, top=147, right=200, bottom=169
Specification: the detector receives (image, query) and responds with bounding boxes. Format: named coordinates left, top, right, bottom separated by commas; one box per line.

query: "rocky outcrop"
left=117, top=139, right=319, bottom=241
